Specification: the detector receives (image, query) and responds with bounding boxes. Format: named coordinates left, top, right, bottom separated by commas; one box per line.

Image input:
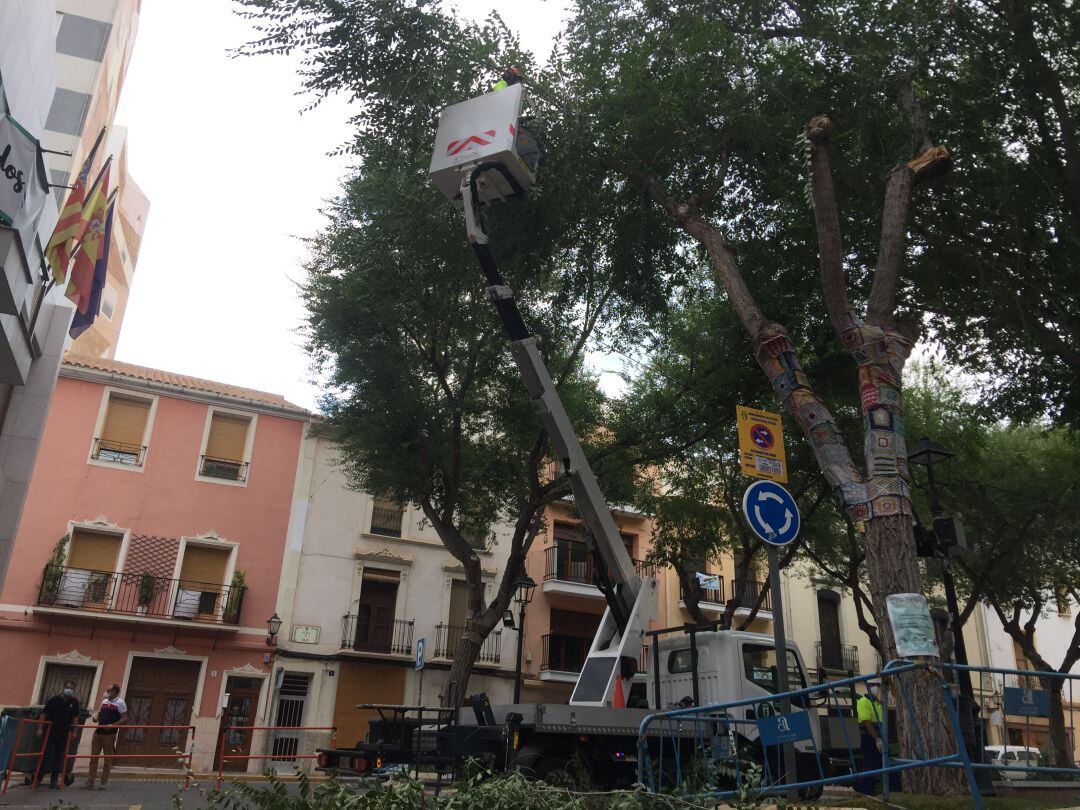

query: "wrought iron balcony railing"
left=540, top=634, right=591, bottom=673
left=816, top=641, right=860, bottom=674
left=36, top=564, right=245, bottom=625
left=433, top=623, right=502, bottom=663
left=92, top=438, right=146, bottom=467
left=679, top=578, right=726, bottom=606
left=733, top=578, right=771, bottom=611
left=340, top=614, right=413, bottom=655
left=199, top=455, right=249, bottom=482
left=544, top=545, right=655, bottom=587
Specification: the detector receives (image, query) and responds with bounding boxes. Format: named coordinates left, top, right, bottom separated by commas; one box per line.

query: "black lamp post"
left=509, top=576, right=536, bottom=704
left=266, top=612, right=282, bottom=646
left=907, top=437, right=989, bottom=787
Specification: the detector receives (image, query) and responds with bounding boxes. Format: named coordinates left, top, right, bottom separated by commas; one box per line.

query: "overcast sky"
left=114, top=1, right=570, bottom=410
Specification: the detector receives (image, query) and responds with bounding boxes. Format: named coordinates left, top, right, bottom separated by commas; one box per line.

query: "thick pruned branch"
left=805, top=116, right=851, bottom=327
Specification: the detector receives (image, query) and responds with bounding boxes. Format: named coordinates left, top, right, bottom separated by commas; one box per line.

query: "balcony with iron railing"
left=433, top=623, right=502, bottom=663
left=816, top=641, right=860, bottom=675
left=369, top=505, right=404, bottom=538
left=679, top=578, right=726, bottom=611
left=340, top=614, right=414, bottom=656
left=91, top=438, right=146, bottom=467
left=35, top=564, right=245, bottom=626
left=199, top=455, right=249, bottom=482
left=543, top=545, right=655, bottom=598
left=540, top=634, right=649, bottom=679
left=732, top=578, right=771, bottom=612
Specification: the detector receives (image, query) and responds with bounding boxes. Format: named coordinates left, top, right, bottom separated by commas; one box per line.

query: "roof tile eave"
left=61, top=353, right=310, bottom=414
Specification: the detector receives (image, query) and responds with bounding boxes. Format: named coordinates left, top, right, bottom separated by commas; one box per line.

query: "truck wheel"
left=509, top=747, right=582, bottom=788
left=799, top=783, right=824, bottom=800
left=508, top=745, right=544, bottom=777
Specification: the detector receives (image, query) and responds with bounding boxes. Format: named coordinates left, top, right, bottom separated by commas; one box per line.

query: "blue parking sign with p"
left=416, top=637, right=426, bottom=670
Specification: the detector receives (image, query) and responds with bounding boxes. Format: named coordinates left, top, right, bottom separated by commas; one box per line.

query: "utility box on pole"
left=428, top=83, right=537, bottom=205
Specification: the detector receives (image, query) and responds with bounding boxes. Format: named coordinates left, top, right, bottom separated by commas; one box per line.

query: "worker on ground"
left=39, top=681, right=80, bottom=789
left=856, top=680, right=901, bottom=795
left=492, top=65, right=521, bottom=91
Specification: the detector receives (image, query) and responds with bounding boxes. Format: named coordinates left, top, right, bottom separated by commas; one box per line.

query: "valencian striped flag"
left=45, top=127, right=105, bottom=283
left=65, top=159, right=111, bottom=314
left=69, top=194, right=114, bottom=339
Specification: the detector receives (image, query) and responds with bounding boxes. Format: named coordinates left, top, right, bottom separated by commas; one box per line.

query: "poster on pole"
left=885, top=593, right=939, bottom=659
left=737, top=405, right=788, bottom=483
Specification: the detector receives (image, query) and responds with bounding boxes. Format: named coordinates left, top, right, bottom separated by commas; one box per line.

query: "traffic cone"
left=613, top=676, right=625, bottom=708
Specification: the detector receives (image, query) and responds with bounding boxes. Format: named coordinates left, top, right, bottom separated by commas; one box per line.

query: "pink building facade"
left=0, top=355, right=307, bottom=772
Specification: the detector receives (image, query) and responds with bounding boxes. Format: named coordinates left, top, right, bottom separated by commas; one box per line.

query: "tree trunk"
left=675, top=563, right=709, bottom=625
left=864, top=515, right=963, bottom=793
left=1045, top=678, right=1072, bottom=769
left=442, top=618, right=490, bottom=709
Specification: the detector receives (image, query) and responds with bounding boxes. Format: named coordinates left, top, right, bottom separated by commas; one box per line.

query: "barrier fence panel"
left=1, top=718, right=52, bottom=795
left=216, top=725, right=336, bottom=788
left=61, top=724, right=196, bottom=790
left=636, top=662, right=982, bottom=806
left=944, top=662, right=1080, bottom=780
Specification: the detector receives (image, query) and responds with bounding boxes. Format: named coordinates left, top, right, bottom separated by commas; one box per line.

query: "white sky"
left=114, top=0, right=570, bottom=410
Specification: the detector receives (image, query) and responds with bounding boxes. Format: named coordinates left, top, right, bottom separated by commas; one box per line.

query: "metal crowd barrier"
left=636, top=661, right=981, bottom=805
left=0, top=718, right=52, bottom=794
left=943, top=662, right=1080, bottom=779
left=61, top=723, right=197, bottom=790
left=215, top=725, right=336, bottom=788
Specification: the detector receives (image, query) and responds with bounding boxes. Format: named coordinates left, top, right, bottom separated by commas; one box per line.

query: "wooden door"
left=354, top=579, right=398, bottom=653
left=214, top=677, right=263, bottom=771
left=817, top=593, right=843, bottom=670
left=331, top=663, right=406, bottom=748
left=119, top=657, right=201, bottom=767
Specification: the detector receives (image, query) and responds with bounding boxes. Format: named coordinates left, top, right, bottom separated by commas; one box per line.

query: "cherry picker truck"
left=315, top=79, right=833, bottom=794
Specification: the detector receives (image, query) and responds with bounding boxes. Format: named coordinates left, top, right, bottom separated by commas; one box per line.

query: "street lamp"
left=511, top=576, right=536, bottom=704
left=266, top=613, right=282, bottom=646
left=907, top=436, right=988, bottom=788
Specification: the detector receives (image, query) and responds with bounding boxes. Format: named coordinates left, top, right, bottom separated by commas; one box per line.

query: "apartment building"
left=272, top=433, right=517, bottom=750
left=0, top=355, right=307, bottom=772
left=0, top=0, right=144, bottom=587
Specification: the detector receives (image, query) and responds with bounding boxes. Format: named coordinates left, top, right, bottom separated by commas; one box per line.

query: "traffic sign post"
left=743, top=480, right=801, bottom=798
left=415, top=637, right=426, bottom=705
left=737, top=405, right=788, bottom=483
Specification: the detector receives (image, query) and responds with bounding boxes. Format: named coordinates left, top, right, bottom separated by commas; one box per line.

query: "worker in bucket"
left=492, top=65, right=521, bottom=91
left=856, top=680, right=901, bottom=795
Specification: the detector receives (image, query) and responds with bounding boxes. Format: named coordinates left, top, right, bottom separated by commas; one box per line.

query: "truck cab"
left=652, top=630, right=821, bottom=755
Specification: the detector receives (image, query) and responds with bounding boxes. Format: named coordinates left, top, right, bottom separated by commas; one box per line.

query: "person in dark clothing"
left=39, top=681, right=80, bottom=789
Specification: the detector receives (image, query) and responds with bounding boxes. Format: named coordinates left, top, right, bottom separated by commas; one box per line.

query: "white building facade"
left=270, top=434, right=517, bottom=752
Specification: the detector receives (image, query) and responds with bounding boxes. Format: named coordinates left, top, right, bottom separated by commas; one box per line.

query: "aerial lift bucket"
left=428, top=83, right=537, bottom=205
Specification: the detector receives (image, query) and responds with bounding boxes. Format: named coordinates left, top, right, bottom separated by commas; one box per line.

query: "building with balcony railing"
left=0, top=356, right=308, bottom=773
left=271, top=433, right=519, bottom=749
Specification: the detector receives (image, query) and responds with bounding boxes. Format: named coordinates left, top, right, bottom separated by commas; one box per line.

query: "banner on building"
left=0, top=114, right=49, bottom=245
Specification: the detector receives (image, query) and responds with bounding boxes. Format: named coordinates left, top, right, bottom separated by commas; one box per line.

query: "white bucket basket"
left=429, top=83, right=537, bottom=206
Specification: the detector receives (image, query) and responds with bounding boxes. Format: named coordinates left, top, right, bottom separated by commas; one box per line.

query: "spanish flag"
left=66, top=160, right=111, bottom=314
left=45, top=127, right=105, bottom=283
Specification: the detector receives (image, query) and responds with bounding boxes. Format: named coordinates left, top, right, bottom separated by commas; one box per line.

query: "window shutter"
left=205, top=414, right=249, bottom=461
left=66, top=530, right=121, bottom=572
left=178, top=545, right=230, bottom=586
left=100, top=396, right=150, bottom=447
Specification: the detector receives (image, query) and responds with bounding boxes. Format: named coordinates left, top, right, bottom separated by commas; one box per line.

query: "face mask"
left=869, top=686, right=879, bottom=698
left=62, top=688, right=74, bottom=697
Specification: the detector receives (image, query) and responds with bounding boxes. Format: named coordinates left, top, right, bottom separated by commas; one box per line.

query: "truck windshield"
left=742, top=644, right=807, bottom=694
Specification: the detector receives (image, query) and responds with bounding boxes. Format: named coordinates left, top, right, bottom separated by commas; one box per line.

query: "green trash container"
left=1, top=706, right=88, bottom=786
left=1, top=706, right=46, bottom=785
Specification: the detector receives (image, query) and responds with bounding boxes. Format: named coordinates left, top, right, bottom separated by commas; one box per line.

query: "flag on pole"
left=68, top=194, right=115, bottom=339
left=65, top=160, right=111, bottom=314
left=45, top=127, right=105, bottom=283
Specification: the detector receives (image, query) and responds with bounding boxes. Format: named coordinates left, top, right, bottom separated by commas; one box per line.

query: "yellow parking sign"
left=737, top=405, right=788, bottom=483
